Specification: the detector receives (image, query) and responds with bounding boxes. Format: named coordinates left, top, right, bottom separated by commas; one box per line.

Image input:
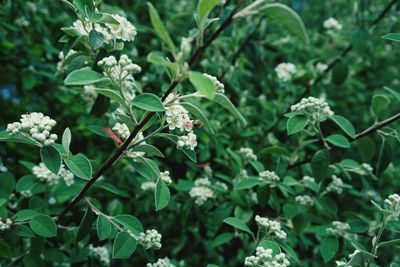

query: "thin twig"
left=59, top=1, right=244, bottom=220
left=287, top=112, right=400, bottom=169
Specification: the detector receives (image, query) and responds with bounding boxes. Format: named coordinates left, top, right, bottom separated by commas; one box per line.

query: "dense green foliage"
left=1, top=0, right=400, bottom=266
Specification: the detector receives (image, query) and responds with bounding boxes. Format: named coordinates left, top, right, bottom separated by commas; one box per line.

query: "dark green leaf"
left=40, top=146, right=61, bottom=174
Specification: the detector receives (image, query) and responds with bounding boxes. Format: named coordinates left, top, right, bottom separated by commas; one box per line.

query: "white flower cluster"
left=112, top=122, right=130, bottom=140
left=20, top=190, right=33, bottom=198
left=326, top=175, right=344, bottom=194
left=72, top=14, right=136, bottom=43
left=57, top=49, right=77, bottom=71
left=147, top=258, right=175, bottom=267
left=302, top=175, right=315, bottom=183
left=244, top=247, right=290, bottom=267
left=295, top=195, right=314, bottom=206
left=32, top=163, right=75, bottom=186
left=0, top=218, right=13, bottom=231
left=164, top=94, right=198, bottom=151
left=82, top=85, right=98, bottom=103
left=88, top=245, right=110, bottom=266
left=275, top=62, right=297, bottom=81
left=160, top=171, right=172, bottom=185
left=255, top=215, right=287, bottom=240
left=189, top=178, right=215, bottom=206
left=7, top=112, right=58, bottom=146
left=323, top=17, right=342, bottom=30
left=98, top=55, right=141, bottom=101
left=137, top=229, right=162, bottom=250
left=177, top=133, right=198, bottom=151
left=326, top=221, right=350, bottom=236
left=290, top=96, right=334, bottom=121
left=316, top=62, right=328, bottom=73
left=176, top=36, right=192, bottom=62
left=203, top=73, right=225, bottom=93
left=360, top=163, right=373, bottom=174
left=259, top=170, right=280, bottom=186
left=141, top=181, right=156, bottom=191
left=239, top=147, right=257, bottom=161
left=384, top=193, right=400, bottom=218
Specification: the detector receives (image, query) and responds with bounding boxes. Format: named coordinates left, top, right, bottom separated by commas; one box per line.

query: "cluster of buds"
left=323, top=17, right=342, bottom=30
left=146, top=257, right=175, bottom=267
left=325, top=175, right=345, bottom=194
left=141, top=181, right=156, bottom=191
left=32, top=163, right=75, bottom=186
left=255, top=215, right=287, bottom=240
left=164, top=94, right=198, bottom=151
left=98, top=55, right=141, bottom=101
left=0, top=218, right=13, bottom=231
left=56, top=49, right=77, bottom=71
left=203, top=73, right=225, bottom=93
left=137, top=229, right=162, bottom=250
left=160, top=171, right=172, bottom=185
left=72, top=13, right=137, bottom=44
left=239, top=147, right=257, bottom=161
left=275, top=62, right=297, bottom=81
left=7, top=112, right=57, bottom=146
left=259, top=170, right=280, bottom=186
left=326, top=221, right=350, bottom=236
left=189, top=178, right=215, bottom=206
left=302, top=175, right=315, bottom=183
left=245, top=247, right=290, bottom=267
left=295, top=195, right=314, bottom=206
left=384, top=193, right=400, bottom=219
left=290, top=96, right=334, bottom=122
left=315, top=62, right=328, bottom=73
left=88, top=245, right=110, bottom=266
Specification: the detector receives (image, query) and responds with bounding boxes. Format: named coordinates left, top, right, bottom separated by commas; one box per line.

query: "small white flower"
left=323, top=17, right=342, bottom=30
left=203, top=73, right=225, bottom=93
left=189, top=178, right=215, bottom=206
left=290, top=96, right=334, bottom=121
left=160, top=171, right=172, bottom=185
left=112, top=122, right=130, bottom=140
left=141, top=181, right=156, bottom=191
left=245, top=246, right=290, bottom=267
left=259, top=170, right=280, bottom=186
left=255, top=215, right=287, bottom=240
left=177, top=132, right=198, bottom=150
left=326, top=175, right=345, bottom=194
left=384, top=193, right=400, bottom=218
left=295, top=195, right=314, bottom=206
left=7, top=112, right=58, bottom=146
left=146, top=257, right=175, bottom=267
left=33, top=163, right=75, bottom=186
left=137, top=229, right=162, bottom=250
left=239, top=147, right=257, bottom=161
left=316, top=62, right=328, bottom=73
left=326, top=221, right=350, bottom=236
left=0, top=218, right=13, bottom=231
left=88, top=245, right=110, bottom=266
left=275, top=62, right=297, bottom=81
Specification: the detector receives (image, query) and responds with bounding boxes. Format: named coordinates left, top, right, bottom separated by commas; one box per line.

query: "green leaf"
left=30, top=215, right=57, bottom=238
left=15, top=225, right=35, bottom=238
left=320, top=237, right=339, bottom=263
left=97, top=214, right=112, bottom=241
left=213, top=93, right=246, bottom=126
left=88, top=29, right=104, bottom=50
left=0, top=130, right=41, bottom=146
left=259, top=240, right=281, bottom=255
left=40, top=146, right=61, bottom=174
left=13, top=209, right=40, bottom=221
left=330, top=115, right=355, bottom=138
left=16, top=175, right=37, bottom=192
left=223, top=217, right=254, bottom=237
left=326, top=134, right=350, bottom=148
left=189, top=71, right=216, bottom=99
left=76, top=207, right=96, bottom=242
left=197, top=0, right=219, bottom=24
left=147, top=2, right=176, bottom=53
left=155, top=178, right=170, bottom=211
left=234, top=178, right=261, bottom=190
left=382, top=33, right=400, bottom=42
left=259, top=146, right=291, bottom=158
left=64, top=68, right=107, bottom=86
left=65, top=154, right=92, bottom=180
left=0, top=240, right=11, bottom=259
left=112, top=232, right=137, bottom=259
left=113, top=215, right=143, bottom=236
left=95, top=88, right=125, bottom=107
left=132, top=93, right=164, bottom=112
left=283, top=203, right=300, bottom=219
left=287, top=115, right=308, bottom=135
left=259, top=3, right=309, bottom=43
left=311, top=149, right=330, bottom=180
left=211, top=232, right=234, bottom=247
left=180, top=102, right=215, bottom=134
left=332, top=60, right=349, bottom=86
left=0, top=198, right=6, bottom=207
left=372, top=94, right=390, bottom=118
left=62, top=128, right=71, bottom=154
left=378, top=239, right=400, bottom=248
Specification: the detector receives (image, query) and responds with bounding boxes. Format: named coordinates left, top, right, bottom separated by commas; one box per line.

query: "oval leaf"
left=64, top=68, right=107, bottom=86
left=330, top=115, right=355, bottom=138
left=112, top=231, right=137, bottom=259
left=65, top=154, right=92, bottom=180
left=326, top=134, right=350, bottom=148
left=97, top=214, right=112, bottom=241
left=132, top=93, right=164, bottom=112
left=40, top=146, right=61, bottom=175
left=30, top=215, right=57, bottom=238
left=155, top=178, right=170, bottom=211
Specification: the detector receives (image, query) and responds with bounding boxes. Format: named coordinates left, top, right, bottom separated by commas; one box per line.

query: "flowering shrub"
left=1, top=0, right=400, bottom=266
